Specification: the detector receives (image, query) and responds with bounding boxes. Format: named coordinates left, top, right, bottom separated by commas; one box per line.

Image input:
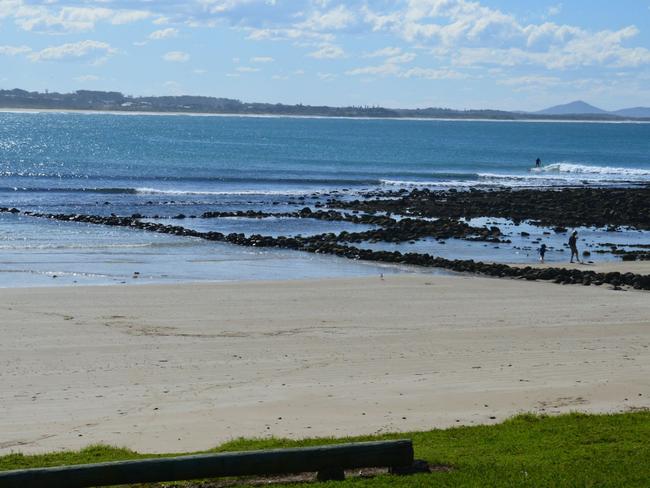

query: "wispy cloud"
left=28, top=40, right=116, bottom=62
left=317, top=72, right=337, bottom=81
left=5, top=1, right=150, bottom=34
left=296, top=5, right=356, bottom=31
left=149, top=28, right=179, bottom=40
left=163, top=51, right=189, bottom=62
left=0, top=45, right=32, bottom=56
left=74, top=74, right=100, bottom=82
left=364, top=47, right=403, bottom=58
left=362, top=0, right=650, bottom=70
left=308, top=44, right=345, bottom=59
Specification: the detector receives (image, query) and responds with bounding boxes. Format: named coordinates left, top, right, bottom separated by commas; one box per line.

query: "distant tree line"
left=0, top=88, right=642, bottom=121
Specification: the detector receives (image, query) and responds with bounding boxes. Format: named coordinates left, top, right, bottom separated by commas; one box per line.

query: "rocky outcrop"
left=3, top=208, right=649, bottom=290
left=329, top=187, right=650, bottom=230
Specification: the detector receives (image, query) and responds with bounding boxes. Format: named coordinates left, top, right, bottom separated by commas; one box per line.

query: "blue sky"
left=1, top=0, right=649, bottom=110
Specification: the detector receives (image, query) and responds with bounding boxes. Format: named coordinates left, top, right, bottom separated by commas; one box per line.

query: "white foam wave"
left=530, top=162, right=650, bottom=177
left=380, top=179, right=460, bottom=187
left=134, top=187, right=316, bottom=196
left=381, top=176, right=574, bottom=188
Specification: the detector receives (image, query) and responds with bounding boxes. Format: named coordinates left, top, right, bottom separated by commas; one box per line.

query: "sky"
left=1, top=0, right=649, bottom=111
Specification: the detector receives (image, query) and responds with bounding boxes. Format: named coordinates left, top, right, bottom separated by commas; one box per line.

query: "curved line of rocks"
left=200, top=208, right=395, bottom=226
left=148, top=208, right=505, bottom=244
left=3, top=207, right=649, bottom=290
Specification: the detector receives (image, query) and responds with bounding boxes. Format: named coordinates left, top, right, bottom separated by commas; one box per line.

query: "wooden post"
left=0, top=440, right=413, bottom=488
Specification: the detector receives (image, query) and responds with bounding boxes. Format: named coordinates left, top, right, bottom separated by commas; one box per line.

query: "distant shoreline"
left=2, top=107, right=650, bottom=124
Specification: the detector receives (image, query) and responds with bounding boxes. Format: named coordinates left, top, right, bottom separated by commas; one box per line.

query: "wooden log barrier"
left=0, top=440, right=414, bottom=488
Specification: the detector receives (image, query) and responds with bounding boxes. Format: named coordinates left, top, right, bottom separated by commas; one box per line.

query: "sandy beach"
left=1, top=272, right=649, bottom=455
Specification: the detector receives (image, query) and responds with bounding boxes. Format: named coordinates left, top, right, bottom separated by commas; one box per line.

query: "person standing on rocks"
left=569, top=231, right=581, bottom=264
left=539, top=243, right=547, bottom=263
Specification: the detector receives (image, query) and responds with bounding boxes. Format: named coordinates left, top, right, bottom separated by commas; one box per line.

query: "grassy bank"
left=1, top=411, right=649, bottom=487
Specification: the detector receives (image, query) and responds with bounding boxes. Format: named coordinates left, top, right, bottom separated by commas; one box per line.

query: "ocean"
left=1, top=111, right=649, bottom=287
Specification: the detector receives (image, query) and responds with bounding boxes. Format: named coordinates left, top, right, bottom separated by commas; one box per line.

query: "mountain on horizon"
left=612, top=107, right=650, bottom=118
left=536, top=100, right=608, bottom=115
left=536, top=100, right=650, bottom=118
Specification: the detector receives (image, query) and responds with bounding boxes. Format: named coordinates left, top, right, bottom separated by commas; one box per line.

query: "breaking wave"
left=529, top=162, right=650, bottom=177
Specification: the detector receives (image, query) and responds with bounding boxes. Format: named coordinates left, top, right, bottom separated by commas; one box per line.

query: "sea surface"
left=1, top=111, right=649, bottom=287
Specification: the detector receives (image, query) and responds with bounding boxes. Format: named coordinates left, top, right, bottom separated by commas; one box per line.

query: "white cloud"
left=246, top=27, right=334, bottom=43
left=498, top=75, right=561, bottom=87
left=28, top=40, right=116, bottom=62
left=0, top=45, right=32, bottom=56
left=308, top=43, right=345, bottom=59
left=398, top=67, right=466, bottom=80
left=3, top=0, right=648, bottom=98
left=364, top=46, right=402, bottom=58
left=317, top=72, right=337, bottom=81
left=74, top=74, right=100, bottom=82
left=163, top=51, right=190, bottom=62
left=386, top=52, right=416, bottom=64
left=347, top=61, right=462, bottom=81
left=362, top=0, right=650, bottom=70
left=297, top=5, right=356, bottom=31
left=547, top=4, right=562, bottom=17
left=149, top=28, right=179, bottom=40
left=346, top=50, right=417, bottom=77
left=346, top=63, right=400, bottom=76
left=111, top=10, right=150, bottom=25
left=236, top=66, right=260, bottom=72
left=193, top=69, right=207, bottom=75
left=4, top=0, right=645, bottom=76
left=6, top=2, right=150, bottom=34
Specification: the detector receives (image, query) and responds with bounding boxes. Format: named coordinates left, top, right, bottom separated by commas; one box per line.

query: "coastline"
left=2, top=273, right=648, bottom=455
left=2, top=107, right=650, bottom=124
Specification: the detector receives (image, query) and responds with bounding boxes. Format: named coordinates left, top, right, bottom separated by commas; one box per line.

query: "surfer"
left=535, top=158, right=542, bottom=168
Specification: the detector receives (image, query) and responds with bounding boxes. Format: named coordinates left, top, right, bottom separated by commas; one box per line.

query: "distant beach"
left=3, top=107, right=650, bottom=124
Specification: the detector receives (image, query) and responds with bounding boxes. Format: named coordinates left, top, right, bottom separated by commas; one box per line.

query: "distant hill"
left=536, top=100, right=650, bottom=118
left=612, top=107, right=650, bottom=118
left=1, top=89, right=648, bottom=121
left=536, top=100, right=608, bottom=115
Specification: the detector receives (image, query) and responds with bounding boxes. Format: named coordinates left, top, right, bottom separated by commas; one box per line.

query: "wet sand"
left=1, top=272, right=649, bottom=455
left=511, top=261, right=650, bottom=274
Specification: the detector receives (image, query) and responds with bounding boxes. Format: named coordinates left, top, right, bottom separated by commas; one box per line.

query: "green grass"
left=1, top=411, right=649, bottom=487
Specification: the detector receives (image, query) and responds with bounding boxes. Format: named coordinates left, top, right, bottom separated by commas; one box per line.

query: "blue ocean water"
left=1, top=111, right=649, bottom=286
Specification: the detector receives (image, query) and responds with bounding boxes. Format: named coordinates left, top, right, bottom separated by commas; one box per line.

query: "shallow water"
left=0, top=213, right=440, bottom=287
left=1, top=112, right=649, bottom=286
left=359, top=217, right=650, bottom=265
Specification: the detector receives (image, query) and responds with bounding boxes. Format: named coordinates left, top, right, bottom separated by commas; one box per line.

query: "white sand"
left=1, top=274, right=649, bottom=455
